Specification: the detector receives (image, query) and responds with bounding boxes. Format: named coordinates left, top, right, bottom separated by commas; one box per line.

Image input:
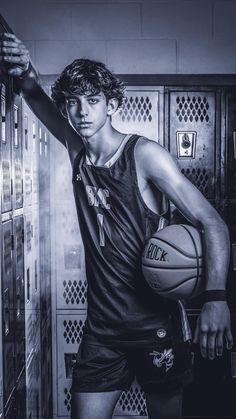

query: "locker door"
left=12, top=95, right=23, bottom=210
left=112, top=86, right=164, bottom=144
left=166, top=89, right=220, bottom=204
left=1, top=83, right=12, bottom=213
left=13, top=215, right=25, bottom=382
left=1, top=220, right=15, bottom=406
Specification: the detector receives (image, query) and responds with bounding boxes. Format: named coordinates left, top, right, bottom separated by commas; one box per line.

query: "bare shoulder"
left=134, top=137, right=175, bottom=177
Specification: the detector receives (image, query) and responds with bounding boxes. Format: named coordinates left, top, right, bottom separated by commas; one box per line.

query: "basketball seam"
left=149, top=236, right=199, bottom=259
left=156, top=276, right=200, bottom=293
left=179, top=224, right=200, bottom=298
left=142, top=263, right=201, bottom=269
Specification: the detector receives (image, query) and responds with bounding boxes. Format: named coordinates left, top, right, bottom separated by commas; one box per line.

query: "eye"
left=88, top=98, right=98, bottom=104
left=66, top=98, right=78, bottom=106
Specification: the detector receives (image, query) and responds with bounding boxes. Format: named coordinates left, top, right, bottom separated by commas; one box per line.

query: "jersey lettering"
left=86, top=185, right=110, bottom=209
left=97, top=213, right=105, bottom=246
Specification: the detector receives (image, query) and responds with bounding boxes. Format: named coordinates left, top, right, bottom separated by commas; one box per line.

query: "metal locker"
left=55, top=202, right=87, bottom=311
left=23, top=102, right=33, bottom=208
left=13, top=215, right=25, bottom=382
left=32, top=119, right=39, bottom=206
left=1, top=83, right=12, bottom=213
left=112, top=86, right=164, bottom=144
left=26, top=350, right=40, bottom=419
left=1, top=220, right=15, bottom=406
left=55, top=312, right=86, bottom=417
left=12, top=94, right=23, bottom=210
left=166, top=89, right=220, bottom=204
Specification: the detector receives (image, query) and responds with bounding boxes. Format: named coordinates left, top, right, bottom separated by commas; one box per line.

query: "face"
left=64, top=91, right=116, bottom=139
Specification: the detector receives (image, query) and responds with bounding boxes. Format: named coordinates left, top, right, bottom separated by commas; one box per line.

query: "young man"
left=0, top=33, right=233, bottom=419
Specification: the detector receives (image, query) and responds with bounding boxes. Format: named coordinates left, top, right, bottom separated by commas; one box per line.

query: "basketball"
left=142, top=224, right=205, bottom=300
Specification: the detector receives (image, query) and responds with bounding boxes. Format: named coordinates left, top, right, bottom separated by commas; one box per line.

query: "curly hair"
left=51, top=58, right=125, bottom=113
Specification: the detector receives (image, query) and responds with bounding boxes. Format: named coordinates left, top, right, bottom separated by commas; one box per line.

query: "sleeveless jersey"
left=72, top=135, right=190, bottom=346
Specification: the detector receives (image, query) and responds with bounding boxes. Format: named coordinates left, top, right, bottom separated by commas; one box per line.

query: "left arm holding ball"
left=135, top=138, right=233, bottom=360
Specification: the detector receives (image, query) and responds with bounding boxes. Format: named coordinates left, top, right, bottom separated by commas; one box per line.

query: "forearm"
left=202, top=217, right=230, bottom=290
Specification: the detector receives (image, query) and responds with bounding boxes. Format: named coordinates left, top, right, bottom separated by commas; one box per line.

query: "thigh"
left=71, top=390, right=122, bottom=419
left=146, top=387, right=183, bottom=419
left=72, top=337, right=134, bottom=393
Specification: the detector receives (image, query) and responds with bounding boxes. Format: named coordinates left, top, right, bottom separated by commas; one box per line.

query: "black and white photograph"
left=0, top=1, right=236, bottom=418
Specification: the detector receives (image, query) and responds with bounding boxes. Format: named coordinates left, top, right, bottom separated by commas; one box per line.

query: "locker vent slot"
left=4, top=230, right=12, bottom=273
left=181, top=167, right=209, bottom=195
left=63, top=279, right=87, bottom=305
left=63, top=319, right=85, bottom=344
left=26, top=221, right=31, bottom=252
left=176, top=96, right=210, bottom=123
left=2, top=161, right=11, bottom=203
left=16, top=224, right=23, bottom=263
left=63, top=387, right=71, bottom=412
left=25, top=167, right=32, bottom=196
left=118, top=385, right=147, bottom=416
left=15, top=160, right=23, bottom=202
left=120, top=96, right=153, bottom=123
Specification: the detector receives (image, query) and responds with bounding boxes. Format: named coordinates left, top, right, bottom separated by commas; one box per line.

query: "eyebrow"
left=85, top=93, right=102, bottom=98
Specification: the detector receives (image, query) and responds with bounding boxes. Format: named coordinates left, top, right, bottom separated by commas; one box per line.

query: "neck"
left=85, top=123, right=125, bottom=164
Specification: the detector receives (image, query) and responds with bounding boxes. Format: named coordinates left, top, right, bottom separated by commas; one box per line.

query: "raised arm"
left=135, top=138, right=233, bottom=359
left=0, top=33, right=83, bottom=163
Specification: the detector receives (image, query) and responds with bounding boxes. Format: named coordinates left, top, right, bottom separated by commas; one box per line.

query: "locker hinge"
left=22, top=228, right=25, bottom=244
left=11, top=234, right=14, bottom=251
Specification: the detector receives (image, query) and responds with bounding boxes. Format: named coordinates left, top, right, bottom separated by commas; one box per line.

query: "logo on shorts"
left=149, top=348, right=174, bottom=372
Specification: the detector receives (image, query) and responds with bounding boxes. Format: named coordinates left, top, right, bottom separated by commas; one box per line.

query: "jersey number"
left=97, top=213, right=105, bottom=247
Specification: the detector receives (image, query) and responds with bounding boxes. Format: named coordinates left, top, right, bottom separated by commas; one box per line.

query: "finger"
left=200, top=332, right=208, bottom=358
left=216, top=332, right=223, bottom=356
left=2, top=55, right=29, bottom=65
left=225, top=329, right=234, bottom=350
left=1, top=40, right=21, bottom=48
left=8, top=67, right=25, bottom=76
left=1, top=33, right=22, bottom=44
left=1, top=47, right=25, bottom=55
left=207, top=332, right=216, bottom=360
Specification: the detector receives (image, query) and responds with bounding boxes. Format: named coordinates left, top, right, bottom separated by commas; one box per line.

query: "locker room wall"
left=0, top=0, right=236, bottom=75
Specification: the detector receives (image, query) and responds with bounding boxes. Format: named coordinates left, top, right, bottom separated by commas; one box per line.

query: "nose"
left=78, top=102, right=88, bottom=117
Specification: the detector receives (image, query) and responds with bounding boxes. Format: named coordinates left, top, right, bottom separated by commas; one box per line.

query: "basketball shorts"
left=72, top=336, right=194, bottom=394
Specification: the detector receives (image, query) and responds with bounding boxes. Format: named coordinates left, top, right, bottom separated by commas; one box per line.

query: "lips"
left=77, top=122, right=92, bottom=128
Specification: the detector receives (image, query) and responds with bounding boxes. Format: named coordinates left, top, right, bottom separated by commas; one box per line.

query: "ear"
left=107, top=98, right=119, bottom=116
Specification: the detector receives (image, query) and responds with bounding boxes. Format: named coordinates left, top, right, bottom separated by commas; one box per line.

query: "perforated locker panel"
left=1, top=83, right=12, bottom=213
left=12, top=94, right=23, bottom=210
left=1, top=220, right=15, bottom=405
left=13, top=216, right=25, bottom=381
left=23, top=102, right=33, bottom=208
left=55, top=202, right=87, bottom=310
left=112, top=87, right=163, bottom=144
left=56, top=313, right=86, bottom=416
left=168, top=91, right=218, bottom=200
